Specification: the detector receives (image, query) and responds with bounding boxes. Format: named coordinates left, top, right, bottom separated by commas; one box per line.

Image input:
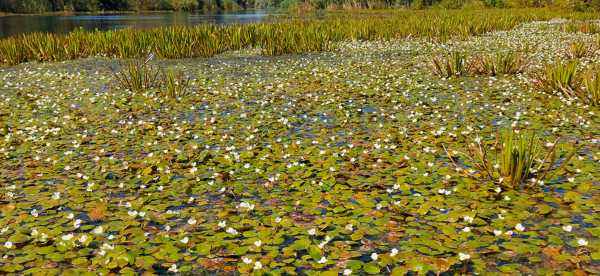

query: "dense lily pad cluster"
left=0, top=22, right=599, bottom=275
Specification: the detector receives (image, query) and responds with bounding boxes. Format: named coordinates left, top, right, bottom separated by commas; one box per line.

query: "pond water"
left=0, top=10, right=274, bottom=38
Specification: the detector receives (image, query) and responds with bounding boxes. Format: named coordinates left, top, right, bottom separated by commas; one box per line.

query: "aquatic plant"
left=0, top=9, right=599, bottom=66
left=431, top=51, right=469, bottom=78
left=581, top=66, right=600, bottom=106
left=465, top=131, right=575, bottom=189
left=537, top=60, right=579, bottom=96
left=568, top=41, right=591, bottom=59
left=162, top=69, right=191, bottom=101
left=561, top=21, right=600, bottom=34
left=472, top=51, right=528, bottom=76
left=112, top=55, right=162, bottom=93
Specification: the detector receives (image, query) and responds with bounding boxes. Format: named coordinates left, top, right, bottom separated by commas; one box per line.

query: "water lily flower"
left=218, top=220, right=227, bottom=228
left=458, top=252, right=470, bottom=261
left=463, top=216, right=474, bottom=223
left=577, top=238, right=588, bottom=246
left=493, top=230, right=502, bottom=236
left=52, top=192, right=61, bottom=200
left=30, top=209, right=39, bottom=217
left=562, top=225, right=573, bottom=232
left=226, top=227, right=238, bottom=235
left=390, top=248, right=398, bottom=257
left=343, top=269, right=352, bottom=275
left=180, top=237, right=189, bottom=244
left=274, top=217, right=282, bottom=223
left=515, top=223, right=525, bottom=232
left=187, top=218, right=197, bottom=225
left=371, top=252, right=378, bottom=261
left=308, top=228, right=317, bottom=236
left=253, top=261, right=262, bottom=270
left=62, top=233, right=74, bottom=241
left=79, top=234, right=88, bottom=243
left=317, top=256, right=327, bottom=264
left=254, top=240, right=262, bottom=247
left=4, top=241, right=13, bottom=249
left=93, top=226, right=104, bottom=235
left=168, top=264, right=178, bottom=273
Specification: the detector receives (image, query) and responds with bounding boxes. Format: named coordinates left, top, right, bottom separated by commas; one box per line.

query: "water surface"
left=0, top=10, right=273, bottom=38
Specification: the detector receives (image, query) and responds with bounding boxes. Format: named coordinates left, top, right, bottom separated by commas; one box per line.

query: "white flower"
left=308, top=228, right=317, bottom=236
left=62, top=233, right=74, bottom=241
left=577, top=238, right=588, bottom=246
left=218, top=220, right=227, bottom=228
left=493, top=230, right=502, bottom=236
left=274, top=217, right=282, bottom=223
left=343, top=269, right=352, bottom=275
left=180, top=237, right=189, bottom=244
left=562, top=225, right=573, bottom=232
left=254, top=240, right=262, bottom=247
left=463, top=216, right=474, bottom=223
left=52, top=192, right=61, bottom=200
left=317, top=256, right=327, bottom=264
left=4, top=241, right=13, bottom=249
left=73, top=219, right=82, bottom=229
left=370, top=252, right=378, bottom=261
left=30, top=209, right=39, bottom=217
left=79, top=234, right=88, bottom=243
left=242, top=257, right=252, bottom=264
left=93, top=226, right=104, bottom=235
left=190, top=167, right=197, bottom=174
left=67, top=213, right=74, bottom=219
left=128, top=210, right=138, bottom=217
left=462, top=227, right=471, bottom=233
left=345, top=224, right=353, bottom=231
left=390, top=248, right=398, bottom=257
left=168, top=264, right=178, bottom=273
left=458, top=252, right=470, bottom=261
left=253, top=261, right=262, bottom=270
left=226, top=227, right=238, bottom=235
left=187, top=218, right=197, bottom=225
left=515, top=223, right=525, bottom=232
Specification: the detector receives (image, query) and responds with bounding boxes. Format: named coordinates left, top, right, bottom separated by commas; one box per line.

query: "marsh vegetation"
left=0, top=8, right=598, bottom=275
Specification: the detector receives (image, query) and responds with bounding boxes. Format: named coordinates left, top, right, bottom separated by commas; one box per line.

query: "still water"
left=0, top=10, right=273, bottom=38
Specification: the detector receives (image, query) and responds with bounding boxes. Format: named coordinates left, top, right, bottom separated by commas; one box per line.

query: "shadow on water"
left=0, top=10, right=276, bottom=38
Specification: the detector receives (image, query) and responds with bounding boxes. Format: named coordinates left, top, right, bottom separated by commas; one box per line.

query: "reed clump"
left=471, top=51, right=528, bottom=76
left=465, top=130, right=576, bottom=189
left=537, top=61, right=600, bottom=105
left=431, top=51, right=470, bottom=78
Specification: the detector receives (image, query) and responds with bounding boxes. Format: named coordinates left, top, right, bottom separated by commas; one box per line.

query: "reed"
left=431, top=51, right=470, bottom=78
left=162, top=69, right=191, bottom=101
left=568, top=41, right=591, bottom=59
left=112, top=56, right=162, bottom=93
left=581, top=66, right=600, bottom=106
left=0, top=9, right=598, bottom=66
left=471, top=51, right=527, bottom=76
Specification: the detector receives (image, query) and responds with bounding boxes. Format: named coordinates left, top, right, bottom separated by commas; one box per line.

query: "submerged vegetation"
left=0, top=8, right=599, bottom=276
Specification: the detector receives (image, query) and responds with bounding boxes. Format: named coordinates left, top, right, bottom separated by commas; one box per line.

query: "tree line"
left=0, top=0, right=598, bottom=13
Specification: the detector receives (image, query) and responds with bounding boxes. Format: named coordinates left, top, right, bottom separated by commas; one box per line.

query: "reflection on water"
left=0, top=10, right=273, bottom=38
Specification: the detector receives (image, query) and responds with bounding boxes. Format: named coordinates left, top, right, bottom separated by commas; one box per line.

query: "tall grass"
left=538, top=60, right=579, bottom=94
left=568, top=41, right=591, bottom=59
left=112, top=56, right=162, bottom=93
left=471, top=51, right=528, bottom=76
left=431, top=51, right=469, bottom=78
left=0, top=9, right=598, bottom=66
left=581, top=66, right=600, bottom=106
left=537, top=61, right=600, bottom=105
left=464, top=130, right=575, bottom=189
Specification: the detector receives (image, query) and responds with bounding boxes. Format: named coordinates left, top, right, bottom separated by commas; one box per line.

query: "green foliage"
left=581, top=66, right=600, bottom=106
left=2, top=9, right=587, bottom=66
left=472, top=51, right=527, bottom=76
left=112, top=56, right=162, bottom=93
left=567, top=41, right=591, bottom=58
left=539, top=60, right=579, bottom=95
left=498, top=131, right=540, bottom=187
left=431, top=51, right=469, bottom=78
left=162, top=68, right=190, bottom=100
